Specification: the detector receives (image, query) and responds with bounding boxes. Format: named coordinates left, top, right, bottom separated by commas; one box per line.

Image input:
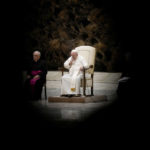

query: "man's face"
left=71, top=52, right=78, bottom=60
left=33, top=52, right=40, bottom=62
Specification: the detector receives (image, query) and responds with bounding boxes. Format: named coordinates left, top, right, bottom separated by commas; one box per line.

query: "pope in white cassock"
left=61, top=49, right=89, bottom=96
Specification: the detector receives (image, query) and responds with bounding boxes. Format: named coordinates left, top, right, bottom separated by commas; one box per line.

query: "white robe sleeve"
left=64, top=57, right=72, bottom=69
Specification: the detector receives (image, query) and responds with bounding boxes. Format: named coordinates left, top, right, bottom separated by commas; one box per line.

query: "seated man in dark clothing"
left=24, top=51, right=47, bottom=100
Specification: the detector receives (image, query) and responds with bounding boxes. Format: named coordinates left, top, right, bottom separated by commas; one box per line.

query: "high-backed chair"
left=75, top=46, right=96, bottom=96
left=59, top=45, right=96, bottom=96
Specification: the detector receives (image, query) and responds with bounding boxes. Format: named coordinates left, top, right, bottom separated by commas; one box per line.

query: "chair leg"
left=83, top=86, right=86, bottom=96
left=91, top=74, right=94, bottom=96
left=83, top=79, right=86, bottom=96
left=83, top=69, right=86, bottom=96
left=44, top=84, right=47, bottom=100
left=91, top=86, right=94, bottom=96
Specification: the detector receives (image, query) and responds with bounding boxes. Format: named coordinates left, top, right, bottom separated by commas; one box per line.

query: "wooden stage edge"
left=48, top=95, right=107, bottom=103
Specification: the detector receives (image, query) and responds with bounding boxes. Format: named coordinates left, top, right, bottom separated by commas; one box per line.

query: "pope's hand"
left=80, top=66, right=84, bottom=71
left=33, top=75, right=40, bottom=79
left=69, top=59, right=73, bottom=66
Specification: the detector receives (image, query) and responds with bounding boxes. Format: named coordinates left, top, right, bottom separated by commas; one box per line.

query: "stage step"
left=48, top=95, right=107, bottom=103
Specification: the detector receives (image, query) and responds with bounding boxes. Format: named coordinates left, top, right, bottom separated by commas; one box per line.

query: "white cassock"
left=61, top=55, right=89, bottom=95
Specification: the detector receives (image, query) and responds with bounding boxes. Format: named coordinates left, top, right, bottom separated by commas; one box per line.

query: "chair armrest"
left=58, top=67, right=64, bottom=71
left=83, top=65, right=93, bottom=71
left=58, top=67, right=68, bottom=76
left=83, top=65, right=93, bottom=79
left=58, top=67, right=68, bottom=71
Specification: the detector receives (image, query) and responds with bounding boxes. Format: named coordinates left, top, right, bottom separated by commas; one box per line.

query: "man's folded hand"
left=33, top=75, right=40, bottom=79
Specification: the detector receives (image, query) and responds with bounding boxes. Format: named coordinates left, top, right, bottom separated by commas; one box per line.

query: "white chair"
left=75, top=46, right=96, bottom=96
left=59, top=45, right=96, bottom=96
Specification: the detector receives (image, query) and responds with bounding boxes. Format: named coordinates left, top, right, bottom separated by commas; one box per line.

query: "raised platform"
left=22, top=71, right=121, bottom=97
left=46, top=71, right=122, bottom=83
left=48, top=95, right=107, bottom=103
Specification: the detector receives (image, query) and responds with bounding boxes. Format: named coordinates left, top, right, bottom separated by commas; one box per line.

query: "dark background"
left=22, top=0, right=138, bottom=73
left=9, top=0, right=146, bottom=78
